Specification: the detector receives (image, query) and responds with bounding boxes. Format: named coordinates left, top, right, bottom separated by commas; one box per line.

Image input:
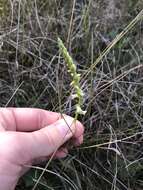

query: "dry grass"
left=0, top=0, right=143, bottom=189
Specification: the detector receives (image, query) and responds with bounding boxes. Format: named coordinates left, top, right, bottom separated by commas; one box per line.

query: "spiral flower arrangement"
left=58, top=38, right=86, bottom=119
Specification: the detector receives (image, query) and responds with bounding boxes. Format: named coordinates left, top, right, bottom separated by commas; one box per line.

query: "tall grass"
left=0, top=1, right=143, bottom=190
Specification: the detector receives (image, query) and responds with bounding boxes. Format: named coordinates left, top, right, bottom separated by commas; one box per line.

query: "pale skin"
left=0, top=108, right=84, bottom=190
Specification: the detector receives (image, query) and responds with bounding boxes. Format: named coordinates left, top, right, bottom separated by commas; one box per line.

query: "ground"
left=0, top=0, right=143, bottom=189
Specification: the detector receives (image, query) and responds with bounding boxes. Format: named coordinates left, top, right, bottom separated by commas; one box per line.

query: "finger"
left=72, top=135, right=84, bottom=146
left=33, top=148, right=68, bottom=164
left=54, top=147, right=68, bottom=158
left=0, top=108, right=61, bottom=131
left=6, top=117, right=84, bottom=163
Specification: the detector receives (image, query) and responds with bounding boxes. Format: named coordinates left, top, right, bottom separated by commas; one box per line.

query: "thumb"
left=15, top=117, right=78, bottom=163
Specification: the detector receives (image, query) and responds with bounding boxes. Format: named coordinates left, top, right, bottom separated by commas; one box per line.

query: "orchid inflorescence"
left=58, top=38, right=86, bottom=119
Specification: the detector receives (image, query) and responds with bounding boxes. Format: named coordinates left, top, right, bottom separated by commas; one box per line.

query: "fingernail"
left=74, top=136, right=83, bottom=146
left=57, top=119, right=75, bottom=137
left=78, top=135, right=83, bottom=145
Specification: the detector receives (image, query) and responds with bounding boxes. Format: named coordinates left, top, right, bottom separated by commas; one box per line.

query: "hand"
left=0, top=108, right=84, bottom=190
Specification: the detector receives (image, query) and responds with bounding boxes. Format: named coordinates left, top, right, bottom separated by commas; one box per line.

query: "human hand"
left=0, top=108, right=84, bottom=190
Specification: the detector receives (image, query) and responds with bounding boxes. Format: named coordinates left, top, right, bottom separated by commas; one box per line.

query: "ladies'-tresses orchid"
left=58, top=38, right=86, bottom=119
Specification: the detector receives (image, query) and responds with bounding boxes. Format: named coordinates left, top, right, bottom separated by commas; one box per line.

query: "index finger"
left=0, top=108, right=61, bottom=131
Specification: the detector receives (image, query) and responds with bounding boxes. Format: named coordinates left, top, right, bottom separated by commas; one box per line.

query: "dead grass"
left=0, top=0, right=143, bottom=189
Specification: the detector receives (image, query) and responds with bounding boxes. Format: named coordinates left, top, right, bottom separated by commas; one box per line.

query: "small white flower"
left=58, top=38, right=86, bottom=118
